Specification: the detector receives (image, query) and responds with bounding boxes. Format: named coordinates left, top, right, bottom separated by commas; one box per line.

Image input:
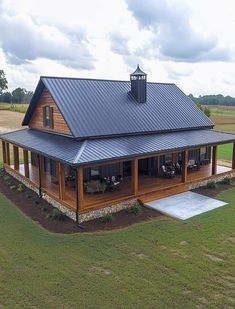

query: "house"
left=1, top=65, right=235, bottom=223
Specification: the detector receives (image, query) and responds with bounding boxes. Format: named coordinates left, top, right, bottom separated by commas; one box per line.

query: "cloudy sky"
left=0, top=0, right=235, bottom=96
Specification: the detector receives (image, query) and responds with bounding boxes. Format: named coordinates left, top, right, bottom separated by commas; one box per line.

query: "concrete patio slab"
left=144, top=191, right=228, bottom=220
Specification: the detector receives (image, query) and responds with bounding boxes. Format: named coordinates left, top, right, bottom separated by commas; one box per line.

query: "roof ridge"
left=73, top=140, right=88, bottom=164
left=41, top=76, right=175, bottom=85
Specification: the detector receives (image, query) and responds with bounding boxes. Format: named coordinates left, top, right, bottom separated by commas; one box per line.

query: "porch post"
left=37, top=154, right=42, bottom=198
left=212, top=145, right=218, bottom=175
left=6, top=142, right=10, bottom=165
left=232, top=143, right=235, bottom=170
left=2, top=141, right=7, bottom=164
left=77, top=167, right=84, bottom=210
left=23, top=149, right=29, bottom=178
left=13, top=145, right=19, bottom=170
left=182, top=150, right=188, bottom=183
left=39, top=155, right=46, bottom=188
left=132, top=158, right=138, bottom=196
left=58, top=162, right=65, bottom=200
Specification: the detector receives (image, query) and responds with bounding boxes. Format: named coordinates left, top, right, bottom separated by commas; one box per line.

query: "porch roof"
left=1, top=128, right=235, bottom=166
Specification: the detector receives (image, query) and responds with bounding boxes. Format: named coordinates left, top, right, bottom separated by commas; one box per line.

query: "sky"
left=0, top=0, right=235, bottom=96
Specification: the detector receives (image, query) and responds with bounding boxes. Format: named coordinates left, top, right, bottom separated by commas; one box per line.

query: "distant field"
left=0, top=110, right=24, bottom=167
left=0, top=103, right=28, bottom=113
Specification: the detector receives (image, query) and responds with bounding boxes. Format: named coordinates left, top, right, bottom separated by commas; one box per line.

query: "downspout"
left=37, top=154, right=42, bottom=198
left=75, top=168, right=79, bottom=223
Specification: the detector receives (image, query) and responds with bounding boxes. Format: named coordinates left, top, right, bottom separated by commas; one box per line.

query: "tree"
left=0, top=91, right=12, bottom=103
left=197, top=104, right=211, bottom=117
left=12, top=87, right=27, bottom=103
left=0, top=70, right=8, bottom=94
left=23, top=90, right=34, bottom=103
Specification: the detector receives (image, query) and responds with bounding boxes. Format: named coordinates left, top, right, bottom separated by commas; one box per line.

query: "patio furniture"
left=66, top=175, right=75, bottom=188
left=188, top=160, right=200, bottom=171
left=104, top=175, right=123, bottom=191
left=85, top=180, right=107, bottom=193
left=161, top=165, right=175, bottom=178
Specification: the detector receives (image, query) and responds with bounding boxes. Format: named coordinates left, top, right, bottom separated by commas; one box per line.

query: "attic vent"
left=130, top=65, right=147, bottom=103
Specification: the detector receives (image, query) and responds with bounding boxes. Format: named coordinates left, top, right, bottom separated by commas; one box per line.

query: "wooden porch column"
left=182, top=150, right=188, bottom=183
left=212, top=145, right=218, bottom=175
left=132, top=158, right=138, bottom=196
left=232, top=143, right=235, bottom=170
left=40, top=155, right=46, bottom=188
left=77, top=166, right=84, bottom=210
left=58, top=162, right=65, bottom=200
left=13, top=145, right=19, bottom=170
left=2, top=141, right=7, bottom=164
left=5, top=142, right=10, bottom=165
left=23, top=149, right=29, bottom=178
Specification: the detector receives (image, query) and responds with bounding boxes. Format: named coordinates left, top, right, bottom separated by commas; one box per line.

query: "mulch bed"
left=0, top=169, right=162, bottom=234
left=192, top=179, right=235, bottom=198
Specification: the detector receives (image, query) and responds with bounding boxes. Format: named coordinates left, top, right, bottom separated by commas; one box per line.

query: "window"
left=43, top=106, right=53, bottom=128
left=91, top=167, right=99, bottom=177
left=44, top=158, right=57, bottom=177
left=165, top=153, right=172, bottom=163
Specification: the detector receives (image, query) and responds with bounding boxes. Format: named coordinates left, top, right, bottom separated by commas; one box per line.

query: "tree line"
left=0, top=70, right=33, bottom=104
left=189, top=93, right=235, bottom=106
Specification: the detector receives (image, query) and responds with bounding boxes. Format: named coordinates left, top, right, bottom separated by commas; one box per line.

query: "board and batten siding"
left=29, top=89, right=71, bottom=135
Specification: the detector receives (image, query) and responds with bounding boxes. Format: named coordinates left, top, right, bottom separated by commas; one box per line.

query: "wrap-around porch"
left=2, top=139, right=235, bottom=214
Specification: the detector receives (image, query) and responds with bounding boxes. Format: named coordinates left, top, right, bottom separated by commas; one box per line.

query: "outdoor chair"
left=161, top=165, right=175, bottom=178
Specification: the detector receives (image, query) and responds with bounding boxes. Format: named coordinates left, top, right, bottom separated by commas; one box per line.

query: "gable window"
left=43, top=106, right=53, bottom=129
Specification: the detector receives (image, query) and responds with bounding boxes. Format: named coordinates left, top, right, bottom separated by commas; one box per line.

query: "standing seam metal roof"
left=22, top=77, right=214, bottom=138
left=1, top=129, right=234, bottom=166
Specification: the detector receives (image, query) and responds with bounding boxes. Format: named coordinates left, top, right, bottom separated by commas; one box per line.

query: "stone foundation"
left=4, top=166, right=235, bottom=223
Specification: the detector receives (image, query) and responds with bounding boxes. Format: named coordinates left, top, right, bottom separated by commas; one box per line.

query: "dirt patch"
left=0, top=169, right=163, bottom=234
left=89, top=267, right=112, bottom=275
left=180, top=240, right=188, bottom=246
left=204, top=254, right=223, bottom=262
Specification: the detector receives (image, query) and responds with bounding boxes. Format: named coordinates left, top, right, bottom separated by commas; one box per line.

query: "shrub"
left=221, top=177, right=231, bottom=185
left=3, top=175, right=11, bottom=182
left=101, top=212, right=113, bottom=223
left=126, top=203, right=142, bottom=216
left=46, top=209, right=66, bottom=221
left=17, top=184, right=24, bottom=192
left=207, top=181, right=217, bottom=189
left=10, top=185, right=16, bottom=190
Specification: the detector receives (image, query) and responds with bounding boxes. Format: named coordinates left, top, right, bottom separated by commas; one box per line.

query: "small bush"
left=46, top=209, right=66, bottom=221
left=9, top=185, right=16, bottom=190
left=17, top=184, right=24, bottom=192
left=3, top=175, right=11, bottom=182
left=101, top=212, right=113, bottom=223
left=126, top=203, right=142, bottom=216
left=221, top=177, right=231, bottom=185
left=207, top=181, right=217, bottom=189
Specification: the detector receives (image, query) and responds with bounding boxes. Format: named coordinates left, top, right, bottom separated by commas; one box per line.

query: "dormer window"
left=43, top=106, right=53, bottom=129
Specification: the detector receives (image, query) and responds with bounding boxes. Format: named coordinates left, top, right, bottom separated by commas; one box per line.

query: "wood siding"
left=29, top=89, right=71, bottom=135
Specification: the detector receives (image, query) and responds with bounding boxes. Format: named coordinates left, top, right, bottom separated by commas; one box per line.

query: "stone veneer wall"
left=4, top=166, right=235, bottom=223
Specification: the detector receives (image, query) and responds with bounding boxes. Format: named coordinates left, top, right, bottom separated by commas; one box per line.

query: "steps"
left=139, top=183, right=188, bottom=204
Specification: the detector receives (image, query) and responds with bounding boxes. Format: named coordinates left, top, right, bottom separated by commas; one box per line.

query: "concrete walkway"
left=145, top=191, right=228, bottom=220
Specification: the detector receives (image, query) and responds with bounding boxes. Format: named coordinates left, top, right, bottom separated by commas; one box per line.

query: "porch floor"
left=14, top=163, right=231, bottom=211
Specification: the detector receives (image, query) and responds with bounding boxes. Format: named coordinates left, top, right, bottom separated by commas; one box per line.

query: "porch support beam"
left=232, top=143, right=235, bottom=170
left=132, top=158, right=138, bottom=196
left=5, top=142, right=10, bottom=165
left=2, top=141, right=6, bottom=164
left=78, top=167, right=84, bottom=210
left=212, top=145, right=218, bottom=175
left=39, top=155, right=46, bottom=188
left=23, top=149, right=29, bottom=178
left=182, top=150, right=188, bottom=183
left=13, top=145, right=19, bottom=170
left=58, top=162, right=65, bottom=200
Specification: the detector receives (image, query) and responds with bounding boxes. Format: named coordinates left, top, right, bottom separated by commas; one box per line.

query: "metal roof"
left=22, top=77, right=214, bottom=138
left=1, top=128, right=235, bottom=166
left=131, top=65, right=147, bottom=76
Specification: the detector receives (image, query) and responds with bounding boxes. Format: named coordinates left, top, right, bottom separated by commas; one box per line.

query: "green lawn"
left=1, top=188, right=235, bottom=308
left=218, top=143, right=233, bottom=161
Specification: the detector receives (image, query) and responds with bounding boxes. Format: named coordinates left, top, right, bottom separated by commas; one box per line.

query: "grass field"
left=0, top=187, right=235, bottom=308
left=0, top=103, right=28, bottom=113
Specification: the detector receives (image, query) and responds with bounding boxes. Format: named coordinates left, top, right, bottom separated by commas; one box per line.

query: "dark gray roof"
left=131, top=65, right=146, bottom=76
left=1, top=129, right=234, bottom=166
left=22, top=77, right=213, bottom=138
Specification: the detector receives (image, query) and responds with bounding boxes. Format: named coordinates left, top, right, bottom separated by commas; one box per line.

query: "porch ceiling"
left=1, top=128, right=235, bottom=166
